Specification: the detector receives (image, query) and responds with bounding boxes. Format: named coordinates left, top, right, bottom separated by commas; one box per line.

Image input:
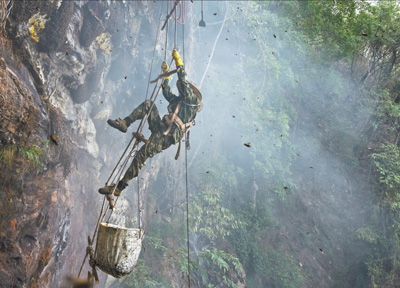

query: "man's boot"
left=107, top=118, right=128, bottom=133
left=98, top=181, right=128, bottom=196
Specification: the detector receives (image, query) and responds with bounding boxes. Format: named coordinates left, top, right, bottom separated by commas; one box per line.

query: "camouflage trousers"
left=121, top=100, right=180, bottom=185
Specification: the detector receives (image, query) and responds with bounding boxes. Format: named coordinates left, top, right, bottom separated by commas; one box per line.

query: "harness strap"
left=163, top=112, right=194, bottom=135
left=173, top=112, right=193, bottom=134
left=175, top=139, right=182, bottom=160
left=163, top=101, right=182, bottom=135
left=163, top=101, right=194, bottom=160
left=186, top=130, right=191, bottom=150
left=183, top=101, right=201, bottom=107
left=173, top=118, right=193, bottom=160
left=132, top=132, right=150, bottom=145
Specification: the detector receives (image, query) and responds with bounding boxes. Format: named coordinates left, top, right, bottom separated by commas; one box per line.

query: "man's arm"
left=177, top=70, right=197, bottom=103
left=161, top=61, right=178, bottom=103
left=172, top=49, right=198, bottom=103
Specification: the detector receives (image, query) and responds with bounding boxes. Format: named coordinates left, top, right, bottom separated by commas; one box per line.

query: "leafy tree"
left=189, top=187, right=246, bottom=287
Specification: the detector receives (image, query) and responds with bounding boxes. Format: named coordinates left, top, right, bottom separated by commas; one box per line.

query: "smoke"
left=184, top=1, right=374, bottom=286
left=87, top=1, right=377, bottom=286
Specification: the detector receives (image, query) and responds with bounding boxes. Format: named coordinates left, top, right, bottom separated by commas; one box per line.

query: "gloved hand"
left=161, top=61, right=169, bottom=73
left=161, top=61, right=170, bottom=79
left=172, top=48, right=184, bottom=67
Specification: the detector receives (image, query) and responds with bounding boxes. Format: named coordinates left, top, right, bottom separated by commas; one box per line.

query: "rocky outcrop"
left=0, top=1, right=161, bottom=287
left=0, top=39, right=75, bottom=287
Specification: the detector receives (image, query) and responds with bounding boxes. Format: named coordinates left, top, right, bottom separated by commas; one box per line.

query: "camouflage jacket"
left=162, top=67, right=200, bottom=125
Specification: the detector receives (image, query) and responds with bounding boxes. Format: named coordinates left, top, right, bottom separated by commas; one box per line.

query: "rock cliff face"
left=0, top=1, right=162, bottom=287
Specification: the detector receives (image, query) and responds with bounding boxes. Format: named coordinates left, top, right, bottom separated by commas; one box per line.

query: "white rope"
left=199, top=4, right=229, bottom=89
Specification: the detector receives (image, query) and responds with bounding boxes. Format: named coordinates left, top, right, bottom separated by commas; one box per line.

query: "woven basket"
left=95, top=223, right=144, bottom=278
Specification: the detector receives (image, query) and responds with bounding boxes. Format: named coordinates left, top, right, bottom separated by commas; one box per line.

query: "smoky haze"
left=89, top=1, right=375, bottom=287
left=187, top=1, right=374, bottom=286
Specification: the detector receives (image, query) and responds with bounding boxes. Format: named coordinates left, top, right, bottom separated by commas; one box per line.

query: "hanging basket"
left=95, top=222, right=144, bottom=278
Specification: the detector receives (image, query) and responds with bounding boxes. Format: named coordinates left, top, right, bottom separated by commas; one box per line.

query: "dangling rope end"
left=106, top=194, right=115, bottom=210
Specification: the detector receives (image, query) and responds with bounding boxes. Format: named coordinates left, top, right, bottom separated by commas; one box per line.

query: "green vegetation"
left=118, top=259, right=165, bottom=288
left=280, top=1, right=400, bottom=286
left=0, top=144, right=16, bottom=167
left=189, top=188, right=245, bottom=287
left=210, top=1, right=400, bottom=286
left=119, top=186, right=245, bottom=287
left=0, top=143, right=47, bottom=172
left=190, top=188, right=245, bottom=239
left=356, top=226, right=382, bottom=245
left=121, top=1, right=400, bottom=287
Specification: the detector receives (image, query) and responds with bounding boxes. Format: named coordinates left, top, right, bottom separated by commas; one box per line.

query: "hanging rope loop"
left=161, top=0, right=181, bottom=31
left=171, top=0, right=186, bottom=25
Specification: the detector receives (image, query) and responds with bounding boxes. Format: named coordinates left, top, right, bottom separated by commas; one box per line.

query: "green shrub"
left=0, top=143, right=46, bottom=172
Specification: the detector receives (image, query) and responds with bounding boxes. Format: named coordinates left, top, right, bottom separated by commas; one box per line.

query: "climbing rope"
left=182, top=18, right=191, bottom=288
left=183, top=17, right=185, bottom=65
left=174, top=2, right=177, bottom=48
left=136, top=0, right=166, bottom=235
left=77, top=2, right=168, bottom=281
left=200, top=4, right=229, bottom=89
left=77, top=1, right=195, bottom=284
left=164, top=1, right=169, bottom=64
left=145, top=1, right=164, bottom=101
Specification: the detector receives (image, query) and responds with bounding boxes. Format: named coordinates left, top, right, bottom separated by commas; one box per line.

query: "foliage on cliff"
left=4, top=0, right=400, bottom=287
left=122, top=1, right=400, bottom=287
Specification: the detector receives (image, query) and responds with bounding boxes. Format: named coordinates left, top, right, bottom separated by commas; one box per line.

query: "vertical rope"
left=145, top=1, right=164, bottom=100
left=137, top=154, right=140, bottom=234
left=183, top=19, right=185, bottom=63
left=182, top=16, right=190, bottom=288
left=185, top=122, right=191, bottom=288
left=174, top=0, right=177, bottom=48
left=139, top=0, right=164, bottom=235
left=165, top=0, right=169, bottom=61
left=77, top=2, right=167, bottom=280
left=199, top=5, right=228, bottom=89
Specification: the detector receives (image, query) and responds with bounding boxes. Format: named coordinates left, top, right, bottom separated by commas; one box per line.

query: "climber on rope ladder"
left=98, top=48, right=203, bottom=196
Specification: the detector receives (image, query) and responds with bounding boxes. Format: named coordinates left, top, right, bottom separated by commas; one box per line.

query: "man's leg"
left=121, top=128, right=171, bottom=185
left=125, top=100, right=161, bottom=132
left=108, top=100, right=161, bottom=133
left=99, top=128, right=173, bottom=196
